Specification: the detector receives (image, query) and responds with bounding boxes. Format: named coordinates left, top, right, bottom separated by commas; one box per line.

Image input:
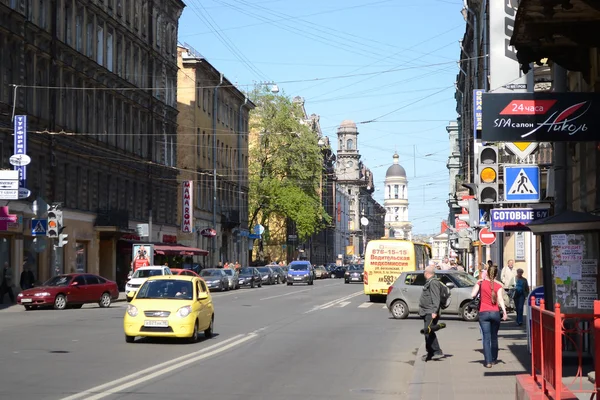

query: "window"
left=394, top=185, right=399, bottom=199
left=38, top=0, right=47, bottom=29
left=64, top=3, right=73, bottom=46
left=156, top=15, right=161, bottom=47
left=116, top=36, right=123, bottom=76
left=200, top=280, right=207, bottom=292
left=203, top=88, right=208, bottom=111
left=86, top=16, right=94, bottom=58
left=96, top=23, right=104, bottom=65
left=106, top=29, right=114, bottom=71
left=84, top=275, right=100, bottom=285
left=75, top=7, right=83, bottom=51
left=347, top=139, right=353, bottom=150
left=117, top=0, right=122, bottom=16
left=404, top=274, right=426, bottom=286
left=73, top=275, right=86, bottom=285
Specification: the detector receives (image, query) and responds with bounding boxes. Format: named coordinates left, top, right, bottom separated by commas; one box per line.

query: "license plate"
left=20, top=298, right=32, bottom=303
left=144, top=320, right=168, bottom=327
left=352, top=277, right=359, bottom=280
left=294, top=277, right=302, bottom=280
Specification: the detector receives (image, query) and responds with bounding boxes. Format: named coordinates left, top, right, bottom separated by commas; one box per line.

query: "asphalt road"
left=0, top=279, right=425, bottom=400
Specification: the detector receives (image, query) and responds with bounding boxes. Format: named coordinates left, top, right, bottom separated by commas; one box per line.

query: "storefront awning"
left=154, top=244, right=209, bottom=256
left=511, top=0, right=600, bottom=76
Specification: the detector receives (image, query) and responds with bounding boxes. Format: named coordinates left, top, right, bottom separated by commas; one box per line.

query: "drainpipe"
left=213, top=73, right=224, bottom=267
left=238, top=96, right=248, bottom=265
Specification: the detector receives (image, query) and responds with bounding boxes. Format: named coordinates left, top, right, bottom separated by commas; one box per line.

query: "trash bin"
left=527, top=286, right=545, bottom=353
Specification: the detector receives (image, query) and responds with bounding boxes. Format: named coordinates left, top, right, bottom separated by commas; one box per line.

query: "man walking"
left=419, top=263, right=444, bottom=361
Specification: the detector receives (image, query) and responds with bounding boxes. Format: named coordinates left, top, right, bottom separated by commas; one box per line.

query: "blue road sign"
left=490, top=208, right=550, bottom=232
left=504, top=165, right=540, bottom=202
left=31, top=219, right=47, bottom=236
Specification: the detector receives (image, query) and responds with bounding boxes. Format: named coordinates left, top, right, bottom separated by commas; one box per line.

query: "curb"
left=407, top=342, right=426, bottom=400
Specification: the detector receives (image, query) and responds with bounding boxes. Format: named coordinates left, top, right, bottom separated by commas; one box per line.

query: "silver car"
left=386, top=271, right=479, bottom=321
left=222, top=269, right=240, bottom=290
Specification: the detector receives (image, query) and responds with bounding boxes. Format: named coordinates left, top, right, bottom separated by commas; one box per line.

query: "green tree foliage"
left=248, top=87, right=331, bottom=240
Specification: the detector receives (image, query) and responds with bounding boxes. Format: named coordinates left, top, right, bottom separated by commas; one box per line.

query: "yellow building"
left=176, top=45, right=255, bottom=267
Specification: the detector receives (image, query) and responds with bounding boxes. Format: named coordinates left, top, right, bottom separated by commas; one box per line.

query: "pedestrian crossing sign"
left=31, top=218, right=47, bottom=236
left=504, top=165, right=540, bottom=203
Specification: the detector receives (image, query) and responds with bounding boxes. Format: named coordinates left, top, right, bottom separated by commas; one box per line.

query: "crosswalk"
left=334, top=301, right=389, bottom=310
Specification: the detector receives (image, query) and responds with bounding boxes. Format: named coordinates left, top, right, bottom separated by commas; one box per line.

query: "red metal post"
left=540, top=299, right=546, bottom=395
left=554, top=303, right=563, bottom=400
left=594, top=301, right=600, bottom=397
left=531, top=296, right=536, bottom=380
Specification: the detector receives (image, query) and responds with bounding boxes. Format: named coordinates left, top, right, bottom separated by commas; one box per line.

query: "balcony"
left=95, top=209, right=129, bottom=229
left=221, top=210, right=240, bottom=230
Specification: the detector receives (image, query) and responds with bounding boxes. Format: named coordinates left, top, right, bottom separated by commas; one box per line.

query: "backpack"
left=438, top=280, right=452, bottom=310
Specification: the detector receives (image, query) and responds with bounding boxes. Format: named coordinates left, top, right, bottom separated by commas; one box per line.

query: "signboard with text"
left=13, top=115, right=27, bottom=188
left=181, top=181, right=193, bottom=233
left=490, top=208, right=550, bottom=232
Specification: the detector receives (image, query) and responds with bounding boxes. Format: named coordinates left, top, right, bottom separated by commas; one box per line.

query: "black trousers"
left=423, top=313, right=442, bottom=356
left=0, top=285, right=14, bottom=304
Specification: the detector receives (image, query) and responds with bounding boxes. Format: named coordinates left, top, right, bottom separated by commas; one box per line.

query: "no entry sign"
left=479, top=227, right=497, bottom=246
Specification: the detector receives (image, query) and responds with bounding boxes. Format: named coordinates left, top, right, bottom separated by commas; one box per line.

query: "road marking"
left=358, top=302, right=373, bottom=308
left=60, top=334, right=248, bottom=400
left=260, top=288, right=311, bottom=301
left=305, top=291, right=363, bottom=313
left=382, top=305, right=388, bottom=309
left=336, top=301, right=350, bottom=308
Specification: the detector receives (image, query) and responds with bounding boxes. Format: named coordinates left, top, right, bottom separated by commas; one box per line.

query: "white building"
left=384, top=153, right=412, bottom=240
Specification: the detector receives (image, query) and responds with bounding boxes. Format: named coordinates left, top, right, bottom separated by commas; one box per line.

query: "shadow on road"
left=134, top=333, right=221, bottom=345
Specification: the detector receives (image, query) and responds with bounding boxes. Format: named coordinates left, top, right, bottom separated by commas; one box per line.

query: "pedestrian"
left=418, top=262, right=445, bottom=362
left=20, top=263, right=35, bottom=290
left=471, top=265, right=508, bottom=368
left=512, top=269, right=529, bottom=326
left=0, top=262, right=15, bottom=304
left=474, top=262, right=487, bottom=280
left=501, top=259, right=516, bottom=309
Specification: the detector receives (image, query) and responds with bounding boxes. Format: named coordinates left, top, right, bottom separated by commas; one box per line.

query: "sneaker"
left=421, top=355, right=431, bottom=362
left=431, top=352, right=444, bottom=360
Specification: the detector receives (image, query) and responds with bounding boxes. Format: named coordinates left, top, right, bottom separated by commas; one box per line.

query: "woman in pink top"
left=471, top=265, right=508, bottom=368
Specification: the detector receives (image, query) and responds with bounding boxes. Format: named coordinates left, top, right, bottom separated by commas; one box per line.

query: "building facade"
left=333, top=184, right=351, bottom=264
left=0, top=0, right=185, bottom=290
left=177, top=45, right=254, bottom=268
left=383, top=153, right=412, bottom=240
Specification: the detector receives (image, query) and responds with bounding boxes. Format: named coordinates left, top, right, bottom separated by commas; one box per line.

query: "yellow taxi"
left=123, top=275, right=214, bottom=343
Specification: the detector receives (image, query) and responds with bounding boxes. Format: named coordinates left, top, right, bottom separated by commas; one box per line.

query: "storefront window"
left=76, top=242, right=87, bottom=272
left=24, top=238, right=41, bottom=285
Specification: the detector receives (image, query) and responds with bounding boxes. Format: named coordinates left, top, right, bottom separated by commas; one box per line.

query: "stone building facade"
left=383, top=153, right=412, bottom=240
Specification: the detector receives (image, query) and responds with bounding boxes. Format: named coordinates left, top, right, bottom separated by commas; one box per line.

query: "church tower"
left=335, top=120, right=360, bottom=181
left=384, top=153, right=412, bottom=240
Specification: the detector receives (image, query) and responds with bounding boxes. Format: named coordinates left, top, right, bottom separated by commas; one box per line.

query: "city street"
left=0, top=280, right=427, bottom=400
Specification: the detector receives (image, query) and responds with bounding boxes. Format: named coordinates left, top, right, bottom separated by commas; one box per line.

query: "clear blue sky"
left=178, top=0, right=465, bottom=235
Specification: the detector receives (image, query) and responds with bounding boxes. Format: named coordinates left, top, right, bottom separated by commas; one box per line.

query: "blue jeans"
left=514, top=294, right=526, bottom=325
left=479, top=311, right=501, bottom=365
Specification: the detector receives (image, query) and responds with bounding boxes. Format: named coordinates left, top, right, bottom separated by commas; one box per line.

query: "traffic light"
left=477, top=144, right=499, bottom=204
left=47, top=209, right=63, bottom=238
left=58, top=232, right=69, bottom=247
left=457, top=198, right=479, bottom=227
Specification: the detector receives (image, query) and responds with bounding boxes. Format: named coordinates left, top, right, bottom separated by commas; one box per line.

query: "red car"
left=17, top=273, right=119, bottom=310
left=170, top=268, right=200, bottom=277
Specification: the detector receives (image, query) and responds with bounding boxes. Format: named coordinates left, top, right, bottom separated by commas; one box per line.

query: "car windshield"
left=257, top=267, right=269, bottom=273
left=201, top=269, right=222, bottom=277
left=239, top=268, right=253, bottom=275
left=136, top=280, right=193, bottom=300
left=348, top=265, right=362, bottom=271
left=132, top=269, right=163, bottom=279
left=43, top=275, right=73, bottom=286
left=222, top=270, right=235, bottom=276
left=451, top=273, right=477, bottom=287
left=289, top=264, right=309, bottom=271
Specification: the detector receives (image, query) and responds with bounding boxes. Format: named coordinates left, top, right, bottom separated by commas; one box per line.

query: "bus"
left=363, top=239, right=432, bottom=302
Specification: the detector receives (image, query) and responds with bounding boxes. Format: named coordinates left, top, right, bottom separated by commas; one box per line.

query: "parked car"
left=386, top=270, right=479, bottom=321
left=17, top=274, right=119, bottom=310
left=124, top=275, right=214, bottom=343
left=170, top=268, right=200, bottom=277
left=256, top=267, right=277, bottom=285
left=314, top=265, right=328, bottom=279
left=126, top=266, right=172, bottom=300
left=199, top=269, right=230, bottom=291
left=329, top=266, right=346, bottom=279
left=271, top=266, right=286, bottom=284
left=287, top=261, right=314, bottom=285
left=222, top=269, right=240, bottom=289
left=238, top=267, right=262, bottom=288
left=345, top=265, right=364, bottom=284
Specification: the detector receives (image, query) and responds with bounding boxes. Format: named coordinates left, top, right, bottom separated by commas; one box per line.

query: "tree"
left=248, top=87, right=331, bottom=241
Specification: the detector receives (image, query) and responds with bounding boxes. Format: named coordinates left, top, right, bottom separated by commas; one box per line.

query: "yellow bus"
left=363, top=239, right=432, bottom=302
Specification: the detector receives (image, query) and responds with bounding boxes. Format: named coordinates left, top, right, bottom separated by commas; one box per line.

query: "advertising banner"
left=13, top=115, right=27, bottom=188
left=473, top=89, right=484, bottom=133
left=181, top=181, right=193, bottom=233
left=131, top=244, right=154, bottom=271
left=490, top=208, right=550, bottom=232
left=482, top=93, right=600, bottom=142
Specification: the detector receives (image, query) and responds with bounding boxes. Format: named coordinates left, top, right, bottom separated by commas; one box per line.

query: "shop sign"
left=13, top=115, right=28, bottom=188
left=490, top=208, right=549, bottom=232
left=0, top=207, right=17, bottom=231
left=162, top=234, right=177, bottom=244
left=482, top=93, right=600, bottom=142
left=200, top=228, right=217, bottom=237
left=181, top=181, right=193, bottom=233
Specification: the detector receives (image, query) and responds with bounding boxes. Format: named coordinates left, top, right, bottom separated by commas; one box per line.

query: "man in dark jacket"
left=419, top=264, right=444, bottom=361
left=20, top=264, right=35, bottom=290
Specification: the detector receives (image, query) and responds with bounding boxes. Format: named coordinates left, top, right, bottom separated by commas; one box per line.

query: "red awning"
left=153, top=244, right=209, bottom=256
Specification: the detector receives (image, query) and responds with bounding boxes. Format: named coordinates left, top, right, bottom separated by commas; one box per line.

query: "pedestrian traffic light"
left=58, top=233, right=69, bottom=247
left=47, top=209, right=63, bottom=238
left=476, top=144, right=499, bottom=203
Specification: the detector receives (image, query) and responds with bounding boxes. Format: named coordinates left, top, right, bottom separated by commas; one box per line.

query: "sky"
left=177, top=0, right=466, bottom=235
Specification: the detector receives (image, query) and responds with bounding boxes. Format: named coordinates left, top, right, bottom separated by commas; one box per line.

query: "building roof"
left=386, top=153, right=406, bottom=178
left=340, top=119, right=356, bottom=128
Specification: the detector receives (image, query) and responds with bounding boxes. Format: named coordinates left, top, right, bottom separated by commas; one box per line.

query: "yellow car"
left=124, top=275, right=215, bottom=343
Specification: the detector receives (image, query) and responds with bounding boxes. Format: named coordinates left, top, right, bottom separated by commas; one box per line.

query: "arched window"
left=339, top=139, right=343, bottom=149
left=347, top=139, right=353, bottom=150
left=386, top=185, right=391, bottom=199
left=402, top=185, right=406, bottom=199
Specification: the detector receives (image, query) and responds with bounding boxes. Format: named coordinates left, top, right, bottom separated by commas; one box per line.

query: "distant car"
left=345, top=265, right=364, bottom=284
left=222, top=268, right=240, bottom=290
left=256, top=267, right=276, bottom=285
left=200, top=269, right=230, bottom=291
left=315, top=266, right=328, bottom=279
left=170, top=268, right=200, bottom=277
left=271, top=266, right=286, bottom=284
left=17, top=274, right=119, bottom=310
left=329, top=266, right=346, bottom=279
left=126, top=266, right=172, bottom=299
left=238, top=267, right=262, bottom=288
left=287, top=261, right=314, bottom=286
left=124, top=275, right=214, bottom=343
left=386, top=271, right=478, bottom=321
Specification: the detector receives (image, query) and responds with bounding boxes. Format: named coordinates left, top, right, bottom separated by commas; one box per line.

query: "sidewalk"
left=408, top=315, right=530, bottom=400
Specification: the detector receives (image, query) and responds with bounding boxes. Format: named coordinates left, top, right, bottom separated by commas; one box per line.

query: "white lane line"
left=358, top=302, right=373, bottom=308
left=336, top=301, right=351, bottom=308
left=382, top=305, right=388, bottom=309
left=60, top=334, right=246, bottom=400
left=305, top=291, right=363, bottom=313
left=260, top=289, right=311, bottom=301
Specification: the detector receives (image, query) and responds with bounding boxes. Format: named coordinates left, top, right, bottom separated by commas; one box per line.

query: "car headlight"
left=345, top=272, right=350, bottom=276
left=126, top=305, right=138, bottom=317
left=177, top=306, right=192, bottom=318
left=17, top=293, right=23, bottom=297
left=34, top=292, right=50, bottom=297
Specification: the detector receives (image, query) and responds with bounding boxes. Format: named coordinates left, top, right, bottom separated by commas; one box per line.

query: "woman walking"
left=471, top=265, right=508, bottom=368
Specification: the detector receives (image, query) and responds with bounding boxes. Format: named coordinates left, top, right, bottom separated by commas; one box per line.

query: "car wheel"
left=309, top=280, right=314, bottom=286
left=125, top=335, right=135, bottom=343
left=460, top=303, right=479, bottom=322
left=204, top=316, right=214, bottom=338
left=287, top=282, right=292, bottom=286
left=99, top=292, right=112, bottom=308
left=390, top=300, right=409, bottom=319
left=188, top=321, right=199, bottom=343
left=54, top=294, right=67, bottom=310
